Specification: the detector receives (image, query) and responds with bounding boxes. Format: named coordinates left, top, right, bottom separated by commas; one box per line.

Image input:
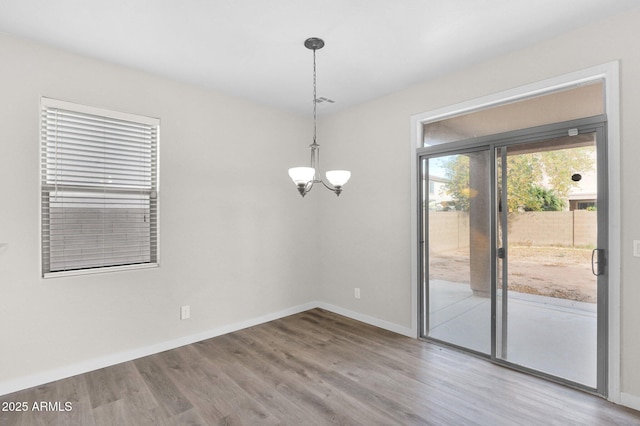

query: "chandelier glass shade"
left=288, top=167, right=315, bottom=186
left=326, top=170, right=351, bottom=187
left=288, top=37, right=351, bottom=197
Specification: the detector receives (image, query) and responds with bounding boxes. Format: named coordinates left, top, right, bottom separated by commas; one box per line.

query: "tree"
left=524, top=185, right=564, bottom=211
left=441, top=154, right=471, bottom=211
left=502, top=153, right=542, bottom=213
left=440, top=146, right=594, bottom=212
left=538, top=147, right=593, bottom=203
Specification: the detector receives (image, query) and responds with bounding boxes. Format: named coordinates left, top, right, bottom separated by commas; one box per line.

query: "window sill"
left=43, top=263, right=159, bottom=279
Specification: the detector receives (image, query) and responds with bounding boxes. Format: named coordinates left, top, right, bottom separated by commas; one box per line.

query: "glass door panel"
left=423, top=150, right=492, bottom=354
left=497, top=133, right=600, bottom=388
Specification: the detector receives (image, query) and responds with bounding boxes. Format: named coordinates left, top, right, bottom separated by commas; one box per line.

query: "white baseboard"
left=620, top=392, right=640, bottom=412
left=317, top=302, right=416, bottom=338
left=0, top=302, right=414, bottom=397
left=0, top=301, right=317, bottom=397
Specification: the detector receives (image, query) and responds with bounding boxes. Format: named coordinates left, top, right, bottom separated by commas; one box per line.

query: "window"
left=423, top=81, right=604, bottom=146
left=40, top=98, right=159, bottom=277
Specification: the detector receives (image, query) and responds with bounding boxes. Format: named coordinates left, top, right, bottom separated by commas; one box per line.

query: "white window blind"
left=40, top=98, right=159, bottom=276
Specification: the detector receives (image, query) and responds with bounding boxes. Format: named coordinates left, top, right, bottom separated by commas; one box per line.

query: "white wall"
left=318, top=7, right=640, bottom=402
left=0, top=33, right=320, bottom=393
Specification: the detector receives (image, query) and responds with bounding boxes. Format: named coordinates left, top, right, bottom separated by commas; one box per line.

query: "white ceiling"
left=0, top=0, right=637, bottom=115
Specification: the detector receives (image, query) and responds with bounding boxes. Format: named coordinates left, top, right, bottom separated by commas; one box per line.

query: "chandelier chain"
left=313, top=47, right=317, bottom=145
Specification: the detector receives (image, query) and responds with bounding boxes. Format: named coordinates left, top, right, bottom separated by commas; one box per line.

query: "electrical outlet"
left=354, top=288, right=361, bottom=299
left=180, top=305, right=190, bottom=320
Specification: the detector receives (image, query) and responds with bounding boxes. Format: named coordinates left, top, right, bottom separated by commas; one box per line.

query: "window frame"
left=40, top=98, right=160, bottom=278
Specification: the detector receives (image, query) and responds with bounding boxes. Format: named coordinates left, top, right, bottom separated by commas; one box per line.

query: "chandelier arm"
left=320, top=179, right=342, bottom=196
left=295, top=180, right=314, bottom=197
left=320, top=179, right=335, bottom=191
left=305, top=180, right=315, bottom=193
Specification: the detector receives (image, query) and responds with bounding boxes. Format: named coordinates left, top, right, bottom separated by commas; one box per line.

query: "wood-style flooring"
left=2, top=308, right=640, bottom=425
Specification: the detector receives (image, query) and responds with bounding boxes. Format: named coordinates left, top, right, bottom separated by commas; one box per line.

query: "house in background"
left=2, top=0, right=640, bottom=415
left=428, top=175, right=453, bottom=211
left=568, top=153, right=598, bottom=211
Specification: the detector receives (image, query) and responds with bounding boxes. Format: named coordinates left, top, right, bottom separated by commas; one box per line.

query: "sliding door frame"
left=410, top=62, right=620, bottom=401
left=417, top=116, right=608, bottom=394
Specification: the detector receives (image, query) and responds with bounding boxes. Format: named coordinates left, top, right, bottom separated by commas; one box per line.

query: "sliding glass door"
left=419, top=121, right=607, bottom=393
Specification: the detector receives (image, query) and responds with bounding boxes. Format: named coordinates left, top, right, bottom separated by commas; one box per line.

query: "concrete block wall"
left=428, top=210, right=597, bottom=252
left=428, top=211, right=469, bottom=253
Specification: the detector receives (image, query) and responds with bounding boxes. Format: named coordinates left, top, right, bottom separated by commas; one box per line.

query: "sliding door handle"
left=592, top=248, right=605, bottom=276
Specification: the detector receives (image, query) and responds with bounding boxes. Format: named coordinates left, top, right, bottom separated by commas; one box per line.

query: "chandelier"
left=288, top=37, right=351, bottom=197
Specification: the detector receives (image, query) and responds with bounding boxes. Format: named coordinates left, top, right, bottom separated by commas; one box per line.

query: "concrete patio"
left=428, top=279, right=597, bottom=387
